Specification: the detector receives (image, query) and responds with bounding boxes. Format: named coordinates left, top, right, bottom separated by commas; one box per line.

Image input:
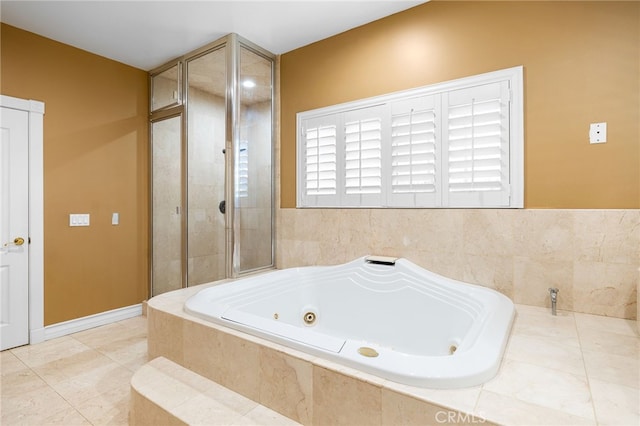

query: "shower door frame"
left=149, top=34, right=275, bottom=297
left=149, top=103, right=187, bottom=295
left=226, top=34, right=277, bottom=278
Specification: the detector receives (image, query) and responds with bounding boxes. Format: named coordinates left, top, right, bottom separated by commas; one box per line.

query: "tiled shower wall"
left=187, top=91, right=273, bottom=276
left=238, top=101, right=274, bottom=271
left=187, top=89, right=226, bottom=285
left=276, top=208, right=639, bottom=320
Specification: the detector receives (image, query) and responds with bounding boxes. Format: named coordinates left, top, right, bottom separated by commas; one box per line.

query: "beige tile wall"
left=276, top=208, right=639, bottom=320
left=238, top=100, right=274, bottom=271
left=187, top=89, right=227, bottom=286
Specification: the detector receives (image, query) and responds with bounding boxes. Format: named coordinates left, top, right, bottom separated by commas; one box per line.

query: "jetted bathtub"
left=184, top=256, right=515, bottom=389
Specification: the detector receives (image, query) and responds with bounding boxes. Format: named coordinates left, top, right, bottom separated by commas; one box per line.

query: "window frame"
left=296, top=66, right=524, bottom=208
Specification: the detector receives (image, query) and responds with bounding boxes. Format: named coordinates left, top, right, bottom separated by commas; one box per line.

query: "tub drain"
left=358, top=347, right=379, bottom=358
left=303, top=311, right=317, bottom=325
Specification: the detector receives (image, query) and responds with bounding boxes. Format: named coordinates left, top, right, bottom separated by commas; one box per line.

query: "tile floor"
left=475, top=306, right=639, bottom=425
left=1, top=316, right=148, bottom=425
left=1, top=315, right=297, bottom=426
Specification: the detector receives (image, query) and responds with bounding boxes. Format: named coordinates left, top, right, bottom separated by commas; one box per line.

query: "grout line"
left=574, top=312, right=600, bottom=425
left=2, top=318, right=148, bottom=426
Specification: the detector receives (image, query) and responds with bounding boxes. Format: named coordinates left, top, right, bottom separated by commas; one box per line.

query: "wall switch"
left=112, top=212, right=119, bottom=225
left=589, top=122, right=607, bottom=144
left=69, top=214, right=90, bottom=227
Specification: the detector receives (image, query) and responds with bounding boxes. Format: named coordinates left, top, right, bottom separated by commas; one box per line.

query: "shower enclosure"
left=149, top=34, right=274, bottom=296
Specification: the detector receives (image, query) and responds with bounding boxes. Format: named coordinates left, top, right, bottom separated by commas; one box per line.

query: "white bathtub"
left=184, top=256, right=515, bottom=389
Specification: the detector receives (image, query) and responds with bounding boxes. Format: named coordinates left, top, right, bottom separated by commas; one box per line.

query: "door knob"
left=4, top=237, right=25, bottom=247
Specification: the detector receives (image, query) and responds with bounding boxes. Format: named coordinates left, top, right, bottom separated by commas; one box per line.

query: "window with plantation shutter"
left=296, top=66, right=523, bottom=208
left=389, top=96, right=440, bottom=207
left=299, top=115, right=339, bottom=206
left=444, top=81, right=511, bottom=207
left=342, top=106, right=385, bottom=206
left=344, top=118, right=382, bottom=194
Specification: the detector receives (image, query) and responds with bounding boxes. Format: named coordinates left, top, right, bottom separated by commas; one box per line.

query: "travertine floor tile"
left=483, top=359, right=594, bottom=419
left=51, top=362, right=135, bottom=406
left=117, top=315, right=148, bottom=331
left=40, top=405, right=93, bottom=425
left=29, top=347, right=119, bottom=385
left=1, top=350, right=28, bottom=376
left=2, top=403, right=92, bottom=426
left=1, top=384, right=74, bottom=421
left=574, top=312, right=639, bottom=337
left=582, top=350, right=639, bottom=389
left=1, top=316, right=148, bottom=426
left=98, top=335, right=148, bottom=370
left=589, top=378, right=640, bottom=426
left=577, top=326, right=640, bottom=358
left=74, top=382, right=131, bottom=426
left=511, top=305, right=580, bottom=348
left=71, top=322, right=127, bottom=347
left=10, top=336, right=89, bottom=368
left=1, top=364, right=49, bottom=397
left=504, top=333, right=586, bottom=376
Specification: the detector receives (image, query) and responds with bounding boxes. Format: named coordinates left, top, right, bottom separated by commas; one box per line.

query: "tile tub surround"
left=147, top=284, right=639, bottom=426
left=276, top=208, right=640, bottom=320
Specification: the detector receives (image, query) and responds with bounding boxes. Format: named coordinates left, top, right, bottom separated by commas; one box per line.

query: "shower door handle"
left=218, top=200, right=226, bottom=214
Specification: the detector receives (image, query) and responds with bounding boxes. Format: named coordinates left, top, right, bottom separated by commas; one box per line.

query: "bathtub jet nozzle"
left=303, top=311, right=317, bottom=326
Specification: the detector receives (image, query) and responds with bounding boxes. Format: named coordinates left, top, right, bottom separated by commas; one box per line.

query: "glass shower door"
left=151, top=115, right=183, bottom=295
left=186, top=47, right=227, bottom=285
left=235, top=46, right=274, bottom=273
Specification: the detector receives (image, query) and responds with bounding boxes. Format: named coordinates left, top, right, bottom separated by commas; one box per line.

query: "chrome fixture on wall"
left=548, top=287, right=559, bottom=316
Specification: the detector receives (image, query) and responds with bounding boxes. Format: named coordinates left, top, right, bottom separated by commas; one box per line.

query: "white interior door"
left=0, top=106, right=30, bottom=351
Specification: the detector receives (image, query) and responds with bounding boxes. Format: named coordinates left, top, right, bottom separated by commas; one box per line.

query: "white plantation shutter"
left=342, top=106, right=385, bottom=206
left=443, top=81, right=511, bottom=207
left=300, top=115, right=339, bottom=206
left=389, top=96, right=440, bottom=207
left=296, top=66, right=523, bottom=208
left=236, top=140, right=249, bottom=198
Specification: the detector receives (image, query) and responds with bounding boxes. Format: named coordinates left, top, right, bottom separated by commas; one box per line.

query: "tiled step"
left=130, top=356, right=300, bottom=426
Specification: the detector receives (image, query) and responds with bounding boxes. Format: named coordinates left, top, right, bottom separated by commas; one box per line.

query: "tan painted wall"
left=280, top=1, right=640, bottom=208
left=1, top=24, right=149, bottom=325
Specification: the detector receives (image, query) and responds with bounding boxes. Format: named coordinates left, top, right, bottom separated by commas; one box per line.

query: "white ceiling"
left=0, top=1, right=427, bottom=71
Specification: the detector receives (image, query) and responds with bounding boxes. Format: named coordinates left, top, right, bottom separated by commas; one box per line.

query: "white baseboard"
left=30, top=328, right=46, bottom=345
left=44, top=304, right=143, bottom=341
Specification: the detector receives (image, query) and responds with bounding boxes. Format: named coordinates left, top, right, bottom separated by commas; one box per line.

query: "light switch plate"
left=69, top=214, right=90, bottom=227
left=589, top=122, right=607, bottom=144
